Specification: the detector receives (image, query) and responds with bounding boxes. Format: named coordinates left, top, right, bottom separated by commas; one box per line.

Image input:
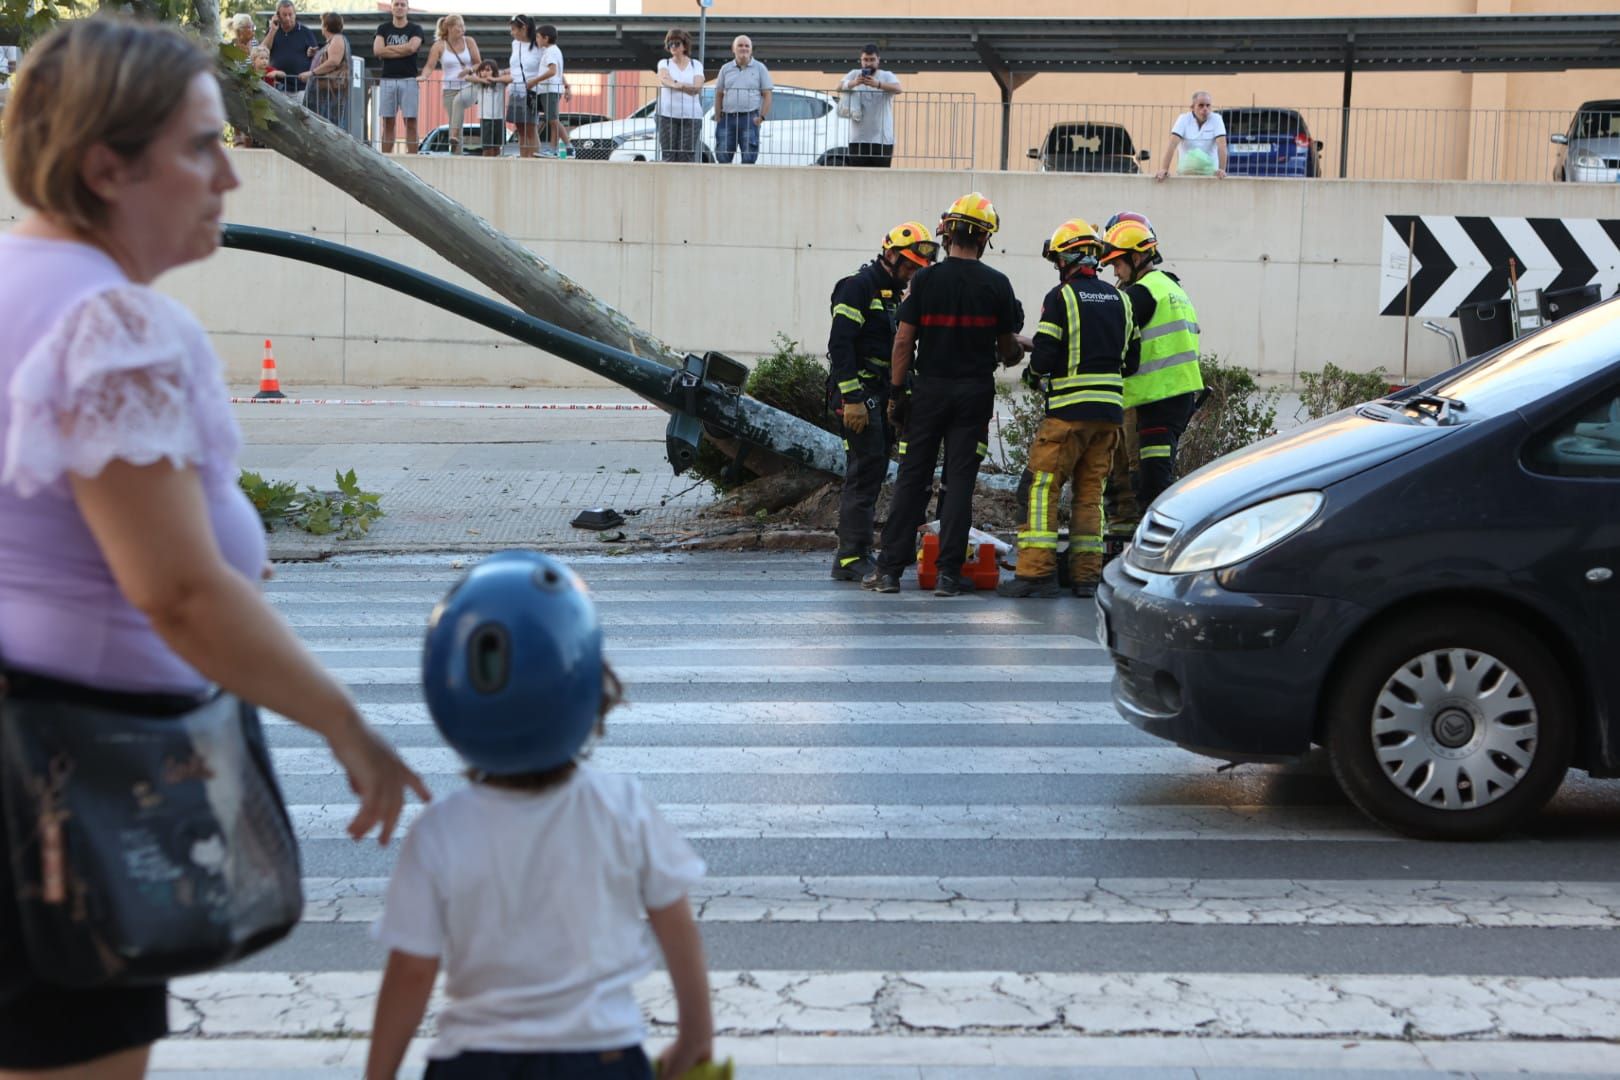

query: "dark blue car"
left=1222, top=107, right=1322, bottom=178
left=1098, top=299, right=1620, bottom=839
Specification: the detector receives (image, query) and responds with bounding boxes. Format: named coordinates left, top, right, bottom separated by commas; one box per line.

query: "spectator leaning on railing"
left=262, top=0, right=318, bottom=100
left=714, top=35, right=772, bottom=165
left=302, top=12, right=351, bottom=133
left=656, top=28, right=705, bottom=163
left=838, top=43, right=902, bottom=168
left=226, top=12, right=256, bottom=55
left=421, top=14, right=481, bottom=156
left=1158, top=90, right=1227, bottom=180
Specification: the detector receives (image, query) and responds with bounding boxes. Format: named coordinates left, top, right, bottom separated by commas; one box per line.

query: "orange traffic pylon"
left=254, top=338, right=285, bottom=400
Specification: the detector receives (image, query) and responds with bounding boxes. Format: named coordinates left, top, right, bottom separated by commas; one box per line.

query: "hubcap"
left=1369, top=648, right=1538, bottom=810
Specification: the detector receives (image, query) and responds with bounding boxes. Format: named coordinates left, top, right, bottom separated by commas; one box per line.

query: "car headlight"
left=1573, top=150, right=1605, bottom=169
left=1166, top=492, right=1324, bottom=574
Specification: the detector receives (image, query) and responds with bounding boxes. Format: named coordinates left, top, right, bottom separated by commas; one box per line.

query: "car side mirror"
left=1551, top=133, right=1569, bottom=145
left=1138, top=149, right=1151, bottom=161
left=1027, top=147, right=1039, bottom=159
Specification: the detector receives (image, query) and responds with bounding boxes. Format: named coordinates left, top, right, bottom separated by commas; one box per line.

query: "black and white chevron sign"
left=1379, top=215, right=1620, bottom=317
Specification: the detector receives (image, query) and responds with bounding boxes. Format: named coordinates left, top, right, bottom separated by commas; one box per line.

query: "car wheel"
left=1325, top=607, right=1574, bottom=840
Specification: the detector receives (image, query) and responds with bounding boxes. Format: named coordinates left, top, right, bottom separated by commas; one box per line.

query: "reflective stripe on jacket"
left=1029, top=273, right=1132, bottom=424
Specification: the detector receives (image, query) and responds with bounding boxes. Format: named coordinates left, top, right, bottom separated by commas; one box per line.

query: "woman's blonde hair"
left=227, top=12, right=255, bottom=39
left=2, top=17, right=213, bottom=234
left=435, top=14, right=464, bottom=41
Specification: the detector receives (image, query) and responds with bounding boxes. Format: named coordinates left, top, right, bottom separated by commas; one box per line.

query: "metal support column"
left=1339, top=34, right=1355, bottom=179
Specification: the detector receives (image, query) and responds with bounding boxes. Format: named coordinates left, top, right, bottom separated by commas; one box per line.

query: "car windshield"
left=1573, top=106, right=1620, bottom=139
left=1415, top=300, right=1620, bottom=416
left=1226, top=110, right=1304, bottom=137
left=1046, top=125, right=1133, bottom=156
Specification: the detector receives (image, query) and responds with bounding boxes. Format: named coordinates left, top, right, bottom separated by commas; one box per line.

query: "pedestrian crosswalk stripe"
left=265, top=701, right=1131, bottom=727
left=270, top=745, right=1272, bottom=777
left=278, top=610, right=1045, bottom=629
left=320, top=665, right=1113, bottom=685
left=286, top=802, right=1391, bottom=842
left=296, top=875, right=1620, bottom=928
left=302, top=634, right=1104, bottom=654
left=161, top=969, right=1620, bottom=1041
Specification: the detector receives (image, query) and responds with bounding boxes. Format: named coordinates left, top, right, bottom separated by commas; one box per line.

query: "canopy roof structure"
left=333, top=13, right=1620, bottom=78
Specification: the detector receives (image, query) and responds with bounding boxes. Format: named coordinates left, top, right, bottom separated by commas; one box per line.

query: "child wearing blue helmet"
left=366, top=551, right=715, bottom=1080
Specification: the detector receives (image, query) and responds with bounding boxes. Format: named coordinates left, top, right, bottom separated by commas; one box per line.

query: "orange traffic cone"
left=254, top=338, right=285, bottom=399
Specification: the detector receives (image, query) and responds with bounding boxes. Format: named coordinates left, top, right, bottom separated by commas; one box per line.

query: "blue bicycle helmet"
left=422, top=550, right=604, bottom=775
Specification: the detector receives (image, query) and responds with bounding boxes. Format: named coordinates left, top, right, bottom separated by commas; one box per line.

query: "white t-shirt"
left=479, top=81, right=505, bottom=119
left=1171, top=110, right=1226, bottom=169
left=539, top=43, right=565, bottom=93
left=509, top=40, right=542, bottom=92
left=657, top=57, right=704, bottom=120
left=374, top=767, right=706, bottom=1058
left=842, top=68, right=901, bottom=145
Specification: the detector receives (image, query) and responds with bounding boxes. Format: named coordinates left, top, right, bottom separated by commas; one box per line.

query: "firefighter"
left=864, top=193, right=1023, bottom=597
left=827, top=221, right=939, bottom=581
left=1100, top=216, right=1204, bottom=527
left=999, top=219, right=1136, bottom=599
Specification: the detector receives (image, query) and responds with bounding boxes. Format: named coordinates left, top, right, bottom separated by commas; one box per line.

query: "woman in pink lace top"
left=0, top=20, right=429, bottom=1077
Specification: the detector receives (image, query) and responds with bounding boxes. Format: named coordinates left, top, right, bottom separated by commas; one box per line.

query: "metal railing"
left=347, top=74, right=976, bottom=168
left=988, top=102, right=1618, bottom=183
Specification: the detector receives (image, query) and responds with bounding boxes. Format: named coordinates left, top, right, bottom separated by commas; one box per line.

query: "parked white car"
left=568, top=90, right=713, bottom=160
left=606, top=87, right=853, bottom=166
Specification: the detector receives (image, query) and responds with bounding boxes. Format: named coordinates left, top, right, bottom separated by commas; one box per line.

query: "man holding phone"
left=839, top=44, right=902, bottom=168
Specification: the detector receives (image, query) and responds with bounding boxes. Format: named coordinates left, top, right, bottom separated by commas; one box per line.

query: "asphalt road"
left=152, top=552, right=1620, bottom=1079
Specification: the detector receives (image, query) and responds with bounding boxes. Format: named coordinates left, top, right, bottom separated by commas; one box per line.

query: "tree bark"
left=215, top=73, right=842, bottom=478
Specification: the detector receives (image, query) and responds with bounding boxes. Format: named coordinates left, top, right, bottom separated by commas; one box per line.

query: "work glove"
left=843, top=400, right=870, bottom=434
left=887, top=390, right=911, bottom=432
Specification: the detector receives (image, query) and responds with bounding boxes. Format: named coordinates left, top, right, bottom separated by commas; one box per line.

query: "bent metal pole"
left=219, top=224, right=844, bottom=477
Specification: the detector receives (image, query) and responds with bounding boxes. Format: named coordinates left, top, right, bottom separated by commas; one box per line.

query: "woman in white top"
left=502, top=15, right=543, bottom=158
left=655, top=28, right=705, bottom=163
left=421, top=14, right=481, bottom=155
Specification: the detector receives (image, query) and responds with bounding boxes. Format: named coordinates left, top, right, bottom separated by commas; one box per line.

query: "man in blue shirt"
left=262, top=1, right=319, bottom=98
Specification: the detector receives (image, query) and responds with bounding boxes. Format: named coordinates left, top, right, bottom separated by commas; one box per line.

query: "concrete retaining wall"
left=6, top=151, right=1618, bottom=388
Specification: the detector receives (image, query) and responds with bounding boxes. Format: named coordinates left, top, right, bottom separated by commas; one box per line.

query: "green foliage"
left=239, top=468, right=384, bottom=540
left=1298, top=362, right=1391, bottom=421
left=1177, top=354, right=1282, bottom=477
left=690, top=334, right=834, bottom=493
left=990, top=378, right=1045, bottom=473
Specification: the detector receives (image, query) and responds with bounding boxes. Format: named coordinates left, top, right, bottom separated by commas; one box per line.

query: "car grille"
left=571, top=140, right=618, bottom=160
left=1131, top=510, right=1180, bottom=560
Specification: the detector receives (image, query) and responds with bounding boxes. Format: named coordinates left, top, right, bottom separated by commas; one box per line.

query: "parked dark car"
left=1221, top=107, right=1322, bottom=178
left=1098, top=299, right=1620, bottom=840
left=1027, top=122, right=1149, bottom=174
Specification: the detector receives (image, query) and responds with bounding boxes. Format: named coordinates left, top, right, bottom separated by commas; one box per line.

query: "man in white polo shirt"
left=1157, top=90, right=1227, bottom=180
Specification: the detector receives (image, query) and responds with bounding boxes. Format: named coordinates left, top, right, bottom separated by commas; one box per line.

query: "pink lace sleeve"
left=2, top=286, right=238, bottom=498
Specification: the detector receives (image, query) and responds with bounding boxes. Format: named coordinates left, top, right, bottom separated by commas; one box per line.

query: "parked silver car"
left=1552, top=100, right=1620, bottom=183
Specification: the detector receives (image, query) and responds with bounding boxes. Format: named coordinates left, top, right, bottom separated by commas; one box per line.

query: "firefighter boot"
left=997, top=574, right=1061, bottom=599
left=831, top=555, right=877, bottom=582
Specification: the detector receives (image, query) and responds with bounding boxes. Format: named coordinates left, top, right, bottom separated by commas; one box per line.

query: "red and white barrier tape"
left=228, top=397, right=660, bottom=410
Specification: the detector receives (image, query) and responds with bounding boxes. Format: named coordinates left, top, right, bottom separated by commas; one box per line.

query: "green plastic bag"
left=1179, top=147, right=1217, bottom=175
left=657, top=1059, right=735, bottom=1080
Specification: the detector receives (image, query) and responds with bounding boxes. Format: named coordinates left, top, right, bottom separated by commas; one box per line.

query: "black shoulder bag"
left=0, top=668, right=302, bottom=991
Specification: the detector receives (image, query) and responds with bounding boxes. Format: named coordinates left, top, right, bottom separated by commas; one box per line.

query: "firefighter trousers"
left=1135, top=392, right=1198, bottom=513
left=835, top=402, right=889, bottom=565
left=876, top=377, right=994, bottom=580
left=1104, top=407, right=1140, bottom=531
left=1014, top=417, right=1120, bottom=584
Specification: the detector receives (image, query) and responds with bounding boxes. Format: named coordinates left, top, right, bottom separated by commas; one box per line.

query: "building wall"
left=6, top=151, right=1614, bottom=389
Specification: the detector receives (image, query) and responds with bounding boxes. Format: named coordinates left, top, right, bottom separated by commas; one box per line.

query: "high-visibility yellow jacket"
left=1123, top=269, right=1203, bottom=409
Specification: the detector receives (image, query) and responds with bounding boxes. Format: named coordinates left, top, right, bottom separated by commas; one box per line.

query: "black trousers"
left=836, top=399, right=889, bottom=563
left=848, top=141, right=894, bottom=167
left=1135, top=391, right=1198, bottom=511
left=877, top=377, right=995, bottom=580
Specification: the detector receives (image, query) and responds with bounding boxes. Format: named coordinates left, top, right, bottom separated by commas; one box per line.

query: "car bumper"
left=1565, top=163, right=1620, bottom=183
left=1097, top=556, right=1366, bottom=762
